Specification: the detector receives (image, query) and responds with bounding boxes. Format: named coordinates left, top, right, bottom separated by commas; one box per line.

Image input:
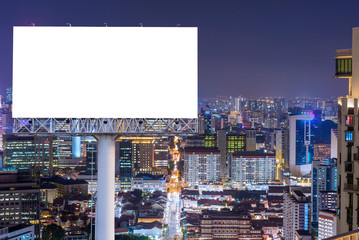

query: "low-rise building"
left=131, top=174, right=165, bottom=192
left=42, top=175, right=88, bottom=199
left=0, top=224, right=35, bottom=240
left=200, top=209, right=262, bottom=239
left=40, top=183, right=58, bottom=204
left=133, top=221, right=162, bottom=238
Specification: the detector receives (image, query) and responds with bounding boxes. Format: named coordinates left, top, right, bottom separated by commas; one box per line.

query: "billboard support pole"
left=94, top=134, right=116, bottom=240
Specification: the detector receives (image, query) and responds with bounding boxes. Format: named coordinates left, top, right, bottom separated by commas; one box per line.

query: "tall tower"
left=288, top=108, right=315, bottom=177
left=336, top=27, right=359, bottom=234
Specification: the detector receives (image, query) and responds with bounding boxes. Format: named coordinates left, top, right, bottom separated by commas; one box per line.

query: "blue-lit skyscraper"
left=311, top=158, right=337, bottom=237
left=289, top=108, right=315, bottom=176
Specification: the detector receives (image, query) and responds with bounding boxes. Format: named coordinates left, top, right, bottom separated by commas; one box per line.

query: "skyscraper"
left=336, top=27, right=359, bottom=234
left=283, top=189, right=311, bottom=240
left=183, top=147, right=221, bottom=185
left=311, top=159, right=337, bottom=234
left=288, top=108, right=315, bottom=176
left=117, top=140, right=132, bottom=189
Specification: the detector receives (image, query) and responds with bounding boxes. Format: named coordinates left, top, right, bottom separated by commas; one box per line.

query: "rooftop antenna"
left=66, top=23, right=72, bottom=27
left=139, top=23, right=143, bottom=27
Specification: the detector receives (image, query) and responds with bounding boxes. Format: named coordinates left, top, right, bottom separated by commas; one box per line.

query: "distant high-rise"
left=153, top=137, right=169, bottom=169
left=311, top=159, right=337, bottom=229
left=3, top=135, right=55, bottom=176
left=230, top=152, right=276, bottom=189
left=5, top=86, right=12, bottom=104
left=84, top=136, right=97, bottom=175
left=183, top=147, right=221, bottom=185
left=117, top=140, right=132, bottom=189
left=288, top=108, right=315, bottom=176
left=283, top=189, right=311, bottom=240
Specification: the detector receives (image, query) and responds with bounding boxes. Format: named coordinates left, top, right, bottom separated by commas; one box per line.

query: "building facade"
left=183, top=147, right=221, bottom=185
left=283, top=189, right=311, bottom=240
left=231, top=152, right=276, bottom=188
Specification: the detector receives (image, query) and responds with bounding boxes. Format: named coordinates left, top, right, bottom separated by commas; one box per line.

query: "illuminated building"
left=311, top=159, right=337, bottom=225
left=153, top=137, right=169, bottom=169
left=335, top=27, right=359, bottom=234
left=288, top=108, right=315, bottom=176
left=318, top=190, right=337, bottom=211
left=230, top=152, right=276, bottom=189
left=199, top=209, right=262, bottom=239
left=117, top=140, right=132, bottom=189
left=3, top=135, right=56, bottom=176
left=283, top=189, right=311, bottom=240
left=227, top=134, right=245, bottom=154
left=318, top=210, right=337, bottom=240
left=313, top=143, right=331, bottom=161
left=199, top=110, right=212, bottom=135
left=84, top=136, right=97, bottom=175
left=131, top=174, right=165, bottom=192
left=204, top=135, right=216, bottom=148
left=0, top=169, right=40, bottom=238
left=117, top=137, right=166, bottom=177
left=183, top=147, right=221, bottom=185
left=5, top=86, right=12, bottom=104
left=42, top=175, right=88, bottom=199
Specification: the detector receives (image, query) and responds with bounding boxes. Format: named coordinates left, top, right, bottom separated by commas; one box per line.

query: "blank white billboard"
left=13, top=27, right=197, bottom=118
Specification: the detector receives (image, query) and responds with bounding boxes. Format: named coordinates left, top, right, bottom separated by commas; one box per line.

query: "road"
left=164, top=136, right=181, bottom=240
left=165, top=192, right=180, bottom=239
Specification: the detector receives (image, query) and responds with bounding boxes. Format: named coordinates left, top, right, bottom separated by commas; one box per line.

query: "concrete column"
left=95, top=134, right=116, bottom=240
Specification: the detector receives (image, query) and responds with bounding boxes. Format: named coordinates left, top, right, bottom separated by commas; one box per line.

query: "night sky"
left=0, top=0, right=358, bottom=99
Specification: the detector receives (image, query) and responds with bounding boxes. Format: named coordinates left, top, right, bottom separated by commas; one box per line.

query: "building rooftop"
left=184, top=147, right=220, bottom=154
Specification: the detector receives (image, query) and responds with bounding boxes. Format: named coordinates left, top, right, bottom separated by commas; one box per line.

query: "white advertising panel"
left=13, top=27, right=197, bottom=118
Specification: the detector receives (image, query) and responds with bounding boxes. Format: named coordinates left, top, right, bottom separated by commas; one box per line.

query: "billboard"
left=13, top=27, right=197, bottom=118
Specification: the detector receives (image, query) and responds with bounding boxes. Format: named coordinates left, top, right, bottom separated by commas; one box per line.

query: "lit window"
left=346, top=131, right=353, bottom=142
left=346, top=116, right=354, bottom=126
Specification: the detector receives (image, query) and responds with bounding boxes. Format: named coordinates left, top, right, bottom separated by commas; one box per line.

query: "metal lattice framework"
left=13, top=118, right=198, bottom=136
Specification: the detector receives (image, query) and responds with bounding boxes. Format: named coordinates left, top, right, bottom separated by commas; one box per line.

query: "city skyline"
left=1, top=0, right=359, bottom=98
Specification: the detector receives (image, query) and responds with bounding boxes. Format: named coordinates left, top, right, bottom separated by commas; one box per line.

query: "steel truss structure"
left=13, top=118, right=198, bottom=136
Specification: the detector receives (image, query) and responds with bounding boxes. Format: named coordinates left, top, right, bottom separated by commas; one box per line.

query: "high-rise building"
left=283, top=189, right=311, bottom=240
left=0, top=169, right=40, bottom=238
left=311, top=159, right=337, bottom=224
left=313, top=143, right=331, bottom=161
left=230, top=152, right=276, bottom=189
left=183, top=147, right=221, bottom=185
left=116, top=140, right=132, bottom=189
left=245, top=129, right=256, bottom=151
left=84, top=137, right=97, bottom=175
left=331, top=129, right=338, bottom=159
left=227, top=134, right=246, bottom=154
left=318, top=210, right=337, bottom=240
left=336, top=27, right=359, bottom=234
left=288, top=108, right=315, bottom=176
left=3, top=135, right=55, bottom=176
left=153, top=137, right=169, bottom=169
left=199, top=110, right=212, bottom=135
left=5, top=86, right=12, bottom=104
